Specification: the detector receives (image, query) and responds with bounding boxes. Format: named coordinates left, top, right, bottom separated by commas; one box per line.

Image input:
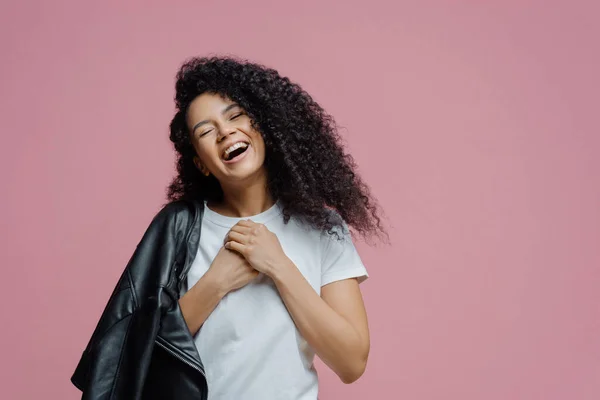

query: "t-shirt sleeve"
left=320, top=222, right=369, bottom=287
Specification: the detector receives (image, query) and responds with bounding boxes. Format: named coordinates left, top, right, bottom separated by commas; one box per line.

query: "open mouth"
left=222, top=141, right=250, bottom=161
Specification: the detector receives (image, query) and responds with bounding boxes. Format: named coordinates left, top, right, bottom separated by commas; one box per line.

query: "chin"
left=221, top=165, right=266, bottom=183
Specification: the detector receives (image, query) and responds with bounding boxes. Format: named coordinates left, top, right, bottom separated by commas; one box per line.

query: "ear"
left=193, top=156, right=210, bottom=176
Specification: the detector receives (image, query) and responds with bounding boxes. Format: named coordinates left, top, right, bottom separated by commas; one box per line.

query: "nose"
left=217, top=124, right=236, bottom=142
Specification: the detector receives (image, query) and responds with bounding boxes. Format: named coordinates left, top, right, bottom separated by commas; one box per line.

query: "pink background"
left=1, top=1, right=599, bottom=399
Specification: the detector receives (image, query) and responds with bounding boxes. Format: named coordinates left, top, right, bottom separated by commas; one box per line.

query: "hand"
left=207, top=245, right=259, bottom=295
left=224, top=220, right=290, bottom=277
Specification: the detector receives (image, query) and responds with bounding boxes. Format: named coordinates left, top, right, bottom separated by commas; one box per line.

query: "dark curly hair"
left=168, top=56, right=387, bottom=243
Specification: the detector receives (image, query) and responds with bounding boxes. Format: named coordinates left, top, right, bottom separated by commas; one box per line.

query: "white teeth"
left=223, top=142, right=249, bottom=159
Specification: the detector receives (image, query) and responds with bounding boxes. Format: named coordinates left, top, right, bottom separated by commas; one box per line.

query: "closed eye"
left=230, top=112, right=243, bottom=120
left=199, top=128, right=213, bottom=137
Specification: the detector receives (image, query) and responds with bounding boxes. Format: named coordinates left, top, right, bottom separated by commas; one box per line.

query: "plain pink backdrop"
left=1, top=1, right=599, bottom=399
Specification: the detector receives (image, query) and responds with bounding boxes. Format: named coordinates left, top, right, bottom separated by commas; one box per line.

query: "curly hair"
left=168, top=56, right=387, bottom=243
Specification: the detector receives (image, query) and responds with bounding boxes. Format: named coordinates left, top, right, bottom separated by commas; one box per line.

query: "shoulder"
left=318, top=210, right=368, bottom=285
left=158, top=199, right=200, bottom=218
left=321, top=208, right=351, bottom=240
left=149, top=199, right=202, bottom=234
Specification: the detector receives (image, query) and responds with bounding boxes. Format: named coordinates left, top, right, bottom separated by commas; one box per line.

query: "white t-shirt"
left=184, top=200, right=368, bottom=400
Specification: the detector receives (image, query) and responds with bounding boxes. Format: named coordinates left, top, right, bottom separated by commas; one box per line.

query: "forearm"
left=270, top=259, right=369, bottom=383
left=178, top=270, right=225, bottom=335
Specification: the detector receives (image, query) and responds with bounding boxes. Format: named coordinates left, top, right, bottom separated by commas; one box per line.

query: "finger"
left=226, top=231, right=248, bottom=245
left=223, top=228, right=250, bottom=246
left=228, top=225, right=253, bottom=235
left=235, top=219, right=255, bottom=228
left=225, top=240, right=246, bottom=255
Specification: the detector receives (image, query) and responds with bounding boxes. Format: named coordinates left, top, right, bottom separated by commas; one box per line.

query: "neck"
left=210, top=171, right=275, bottom=218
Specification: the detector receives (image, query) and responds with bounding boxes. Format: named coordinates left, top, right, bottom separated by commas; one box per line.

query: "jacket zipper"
left=155, top=336, right=206, bottom=378
left=178, top=263, right=192, bottom=294
left=163, top=201, right=208, bottom=399
left=177, top=201, right=203, bottom=294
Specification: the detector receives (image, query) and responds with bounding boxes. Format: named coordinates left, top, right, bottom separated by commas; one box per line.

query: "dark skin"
left=178, top=93, right=370, bottom=384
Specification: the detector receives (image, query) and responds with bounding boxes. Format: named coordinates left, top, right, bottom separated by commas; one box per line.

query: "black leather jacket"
left=71, top=200, right=208, bottom=399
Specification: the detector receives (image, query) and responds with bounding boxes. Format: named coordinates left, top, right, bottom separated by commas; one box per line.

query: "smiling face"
left=187, top=93, right=267, bottom=186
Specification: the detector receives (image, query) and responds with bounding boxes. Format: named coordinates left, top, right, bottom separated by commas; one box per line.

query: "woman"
left=72, top=56, right=386, bottom=399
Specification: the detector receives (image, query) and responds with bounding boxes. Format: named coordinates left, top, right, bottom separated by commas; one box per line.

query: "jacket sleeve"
left=71, top=203, right=186, bottom=399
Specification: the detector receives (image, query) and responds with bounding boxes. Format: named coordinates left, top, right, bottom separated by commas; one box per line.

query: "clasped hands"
left=208, top=220, right=291, bottom=295
left=224, top=220, right=289, bottom=277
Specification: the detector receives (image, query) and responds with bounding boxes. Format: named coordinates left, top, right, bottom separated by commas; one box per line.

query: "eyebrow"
left=191, top=104, right=241, bottom=134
